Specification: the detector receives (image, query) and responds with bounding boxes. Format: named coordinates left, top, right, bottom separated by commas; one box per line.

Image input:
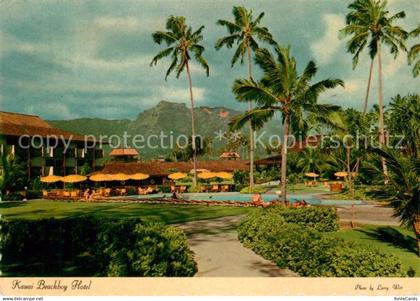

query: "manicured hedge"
left=237, top=208, right=404, bottom=277
left=267, top=206, right=339, bottom=232
left=0, top=217, right=197, bottom=277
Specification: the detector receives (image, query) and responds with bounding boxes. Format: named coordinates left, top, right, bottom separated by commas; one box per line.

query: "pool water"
left=124, top=192, right=364, bottom=206
left=182, top=193, right=362, bottom=206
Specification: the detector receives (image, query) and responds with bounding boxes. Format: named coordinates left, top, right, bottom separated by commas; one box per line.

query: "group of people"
left=83, top=188, right=101, bottom=200
left=251, top=193, right=309, bottom=208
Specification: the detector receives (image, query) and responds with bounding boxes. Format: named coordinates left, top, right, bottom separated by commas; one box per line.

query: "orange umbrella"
left=168, top=172, right=188, bottom=180
left=61, top=174, right=87, bottom=183
left=130, top=173, right=149, bottom=180
left=109, top=173, right=130, bottom=181
left=40, top=175, right=62, bottom=183
left=305, top=172, right=319, bottom=178
left=215, top=171, right=233, bottom=180
left=89, top=173, right=112, bottom=182
left=198, top=172, right=216, bottom=179
left=334, top=171, right=348, bottom=178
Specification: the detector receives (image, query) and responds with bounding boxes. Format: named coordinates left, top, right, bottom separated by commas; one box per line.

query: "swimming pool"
left=126, top=193, right=364, bottom=206
left=185, top=193, right=366, bottom=205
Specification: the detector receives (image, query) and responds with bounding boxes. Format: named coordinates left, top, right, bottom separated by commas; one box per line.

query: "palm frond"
left=233, top=78, right=279, bottom=106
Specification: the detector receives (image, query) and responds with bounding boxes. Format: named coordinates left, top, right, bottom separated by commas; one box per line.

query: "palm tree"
left=407, top=25, right=420, bottom=77
left=230, top=46, right=343, bottom=201
left=369, top=148, right=420, bottom=256
left=340, top=0, right=408, bottom=179
left=151, top=16, right=209, bottom=187
left=215, top=6, right=276, bottom=188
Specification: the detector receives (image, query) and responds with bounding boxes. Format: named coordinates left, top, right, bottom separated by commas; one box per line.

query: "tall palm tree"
left=340, top=0, right=408, bottom=179
left=215, top=6, right=276, bottom=188
left=230, top=46, right=343, bottom=201
left=151, top=16, right=209, bottom=187
left=407, top=25, right=420, bottom=77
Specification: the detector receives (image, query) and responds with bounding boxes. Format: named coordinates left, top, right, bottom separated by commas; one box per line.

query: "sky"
left=0, top=0, right=419, bottom=120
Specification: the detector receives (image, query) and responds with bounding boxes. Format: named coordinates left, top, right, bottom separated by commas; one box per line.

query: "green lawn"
left=288, top=183, right=330, bottom=193
left=0, top=200, right=254, bottom=224
left=327, top=225, right=419, bottom=276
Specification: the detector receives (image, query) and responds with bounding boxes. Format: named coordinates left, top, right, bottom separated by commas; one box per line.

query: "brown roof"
left=220, top=151, right=240, bottom=158
left=109, top=148, right=139, bottom=156
left=0, top=111, right=92, bottom=142
left=96, top=160, right=248, bottom=177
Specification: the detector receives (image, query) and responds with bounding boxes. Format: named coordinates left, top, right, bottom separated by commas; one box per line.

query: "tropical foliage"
left=340, top=0, right=408, bottom=178
left=230, top=46, right=343, bottom=201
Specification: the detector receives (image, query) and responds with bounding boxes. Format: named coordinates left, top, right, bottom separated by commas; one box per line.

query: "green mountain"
left=49, top=100, right=282, bottom=159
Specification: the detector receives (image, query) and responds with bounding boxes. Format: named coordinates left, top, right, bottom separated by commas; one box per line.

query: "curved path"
left=175, top=215, right=297, bottom=277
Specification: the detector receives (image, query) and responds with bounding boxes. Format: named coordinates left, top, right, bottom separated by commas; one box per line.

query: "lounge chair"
left=179, top=186, right=187, bottom=193
left=211, top=185, right=219, bottom=192
left=42, top=190, right=49, bottom=198
left=221, top=185, right=229, bottom=192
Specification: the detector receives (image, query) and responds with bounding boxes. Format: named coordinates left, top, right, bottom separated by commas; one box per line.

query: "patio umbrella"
left=40, top=175, right=62, bottom=183
left=109, top=173, right=131, bottom=181
left=304, top=172, right=319, bottom=180
left=215, top=171, right=233, bottom=180
left=130, top=173, right=150, bottom=180
left=61, top=174, right=87, bottom=183
left=334, top=171, right=348, bottom=178
left=89, top=173, right=112, bottom=182
left=168, top=172, right=188, bottom=180
left=198, top=172, right=216, bottom=179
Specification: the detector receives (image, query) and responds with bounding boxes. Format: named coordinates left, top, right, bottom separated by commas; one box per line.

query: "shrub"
left=266, top=206, right=339, bottom=232
left=2, top=192, right=23, bottom=201
left=159, top=185, right=171, bottom=193
left=94, top=220, right=197, bottom=276
left=0, top=217, right=197, bottom=277
left=27, top=189, right=42, bottom=199
left=237, top=209, right=403, bottom=277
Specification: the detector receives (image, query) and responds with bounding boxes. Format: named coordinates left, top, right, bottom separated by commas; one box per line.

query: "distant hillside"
left=49, top=100, right=282, bottom=159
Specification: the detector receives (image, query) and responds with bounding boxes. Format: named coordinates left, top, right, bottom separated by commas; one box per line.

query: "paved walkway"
left=176, top=215, right=297, bottom=277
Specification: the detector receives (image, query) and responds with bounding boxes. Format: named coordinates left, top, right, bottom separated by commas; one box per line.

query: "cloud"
left=310, top=14, right=345, bottom=65
left=155, top=86, right=206, bottom=104
left=27, top=103, right=78, bottom=120
left=382, top=52, right=405, bottom=77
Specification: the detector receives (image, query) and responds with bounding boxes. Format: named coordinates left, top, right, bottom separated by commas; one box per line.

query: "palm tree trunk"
left=377, top=42, right=389, bottom=181
left=354, top=58, right=375, bottom=176
left=363, top=58, right=375, bottom=114
left=346, top=146, right=354, bottom=197
left=280, top=115, right=289, bottom=202
left=186, top=60, right=198, bottom=187
left=247, top=45, right=255, bottom=189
